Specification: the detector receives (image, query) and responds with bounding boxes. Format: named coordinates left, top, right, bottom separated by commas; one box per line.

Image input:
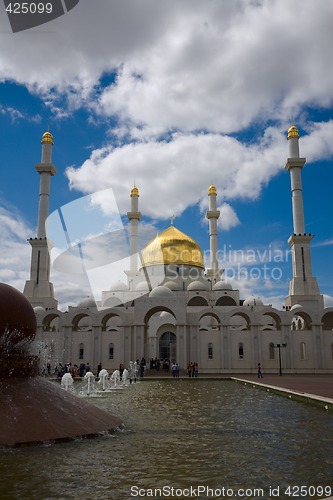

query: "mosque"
left=22, top=127, right=333, bottom=374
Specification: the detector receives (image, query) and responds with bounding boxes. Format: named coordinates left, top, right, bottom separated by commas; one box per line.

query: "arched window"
left=300, top=342, right=306, bottom=360
left=188, top=296, right=208, bottom=306
left=269, top=343, right=275, bottom=360
left=109, top=343, right=114, bottom=360
left=238, top=343, right=244, bottom=359
left=208, top=342, right=213, bottom=359
left=159, top=332, right=176, bottom=361
left=79, top=343, right=84, bottom=360
left=216, top=296, right=237, bottom=306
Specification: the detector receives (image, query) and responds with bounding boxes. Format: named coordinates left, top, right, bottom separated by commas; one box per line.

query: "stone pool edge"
left=232, top=377, right=333, bottom=413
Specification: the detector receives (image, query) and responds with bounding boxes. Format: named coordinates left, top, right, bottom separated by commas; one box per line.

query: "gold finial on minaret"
left=131, top=186, right=139, bottom=197
left=287, top=125, right=299, bottom=140
left=208, top=185, right=217, bottom=195
left=41, top=131, right=54, bottom=145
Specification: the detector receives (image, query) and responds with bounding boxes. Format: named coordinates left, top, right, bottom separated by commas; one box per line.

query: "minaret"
left=126, top=186, right=142, bottom=289
left=23, top=131, right=58, bottom=309
left=284, top=125, right=323, bottom=311
left=206, top=185, right=221, bottom=282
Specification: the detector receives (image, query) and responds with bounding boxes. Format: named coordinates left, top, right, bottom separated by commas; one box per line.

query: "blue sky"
left=0, top=0, right=332, bottom=309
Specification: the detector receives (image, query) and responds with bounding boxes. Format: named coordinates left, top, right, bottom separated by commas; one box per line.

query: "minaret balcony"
left=206, top=210, right=220, bottom=219
left=127, top=211, right=142, bottom=220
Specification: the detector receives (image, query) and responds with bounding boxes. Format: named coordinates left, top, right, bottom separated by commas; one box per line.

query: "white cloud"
left=324, top=295, right=333, bottom=308
left=312, top=238, right=333, bottom=249
left=302, top=121, right=333, bottom=163
left=85, top=0, right=333, bottom=137
left=0, top=205, right=32, bottom=290
left=0, top=0, right=333, bottom=134
left=66, top=121, right=333, bottom=222
left=218, top=203, right=240, bottom=231
left=66, top=130, right=287, bottom=219
left=0, top=105, right=41, bottom=123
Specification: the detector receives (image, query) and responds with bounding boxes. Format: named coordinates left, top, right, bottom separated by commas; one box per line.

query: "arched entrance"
left=159, top=331, right=176, bottom=362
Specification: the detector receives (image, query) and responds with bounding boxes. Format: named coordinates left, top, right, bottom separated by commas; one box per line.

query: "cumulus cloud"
left=0, top=0, right=333, bottom=133
left=94, top=0, right=333, bottom=136
left=66, top=122, right=333, bottom=221
left=218, top=203, right=240, bottom=231
left=66, top=130, right=286, bottom=219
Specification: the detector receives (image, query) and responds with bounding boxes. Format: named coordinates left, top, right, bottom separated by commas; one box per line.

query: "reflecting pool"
left=1, top=380, right=332, bottom=499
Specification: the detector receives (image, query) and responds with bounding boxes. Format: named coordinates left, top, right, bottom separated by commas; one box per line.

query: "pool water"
left=0, top=379, right=332, bottom=499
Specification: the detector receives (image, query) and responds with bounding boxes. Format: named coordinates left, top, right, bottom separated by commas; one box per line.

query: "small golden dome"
left=287, top=125, right=299, bottom=140
left=140, top=226, right=204, bottom=269
left=131, top=186, right=139, bottom=197
left=208, top=185, right=217, bottom=195
left=41, top=131, right=54, bottom=145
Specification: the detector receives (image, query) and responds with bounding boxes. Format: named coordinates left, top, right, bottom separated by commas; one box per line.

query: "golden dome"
left=140, top=226, right=204, bottom=269
left=131, top=186, right=139, bottom=197
left=208, top=185, right=217, bottom=195
left=287, top=125, right=299, bottom=140
left=41, top=131, right=54, bottom=145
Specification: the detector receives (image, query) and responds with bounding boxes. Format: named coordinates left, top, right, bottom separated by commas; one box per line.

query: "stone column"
left=312, top=322, right=324, bottom=370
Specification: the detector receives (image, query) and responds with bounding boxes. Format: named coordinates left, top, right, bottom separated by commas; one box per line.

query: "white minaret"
left=284, top=126, right=323, bottom=311
left=36, top=131, right=56, bottom=238
left=125, top=186, right=142, bottom=289
left=23, top=131, right=58, bottom=309
left=206, top=185, right=221, bottom=282
left=286, top=125, right=306, bottom=235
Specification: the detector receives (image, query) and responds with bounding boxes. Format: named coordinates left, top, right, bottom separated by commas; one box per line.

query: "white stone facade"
left=35, top=296, right=333, bottom=374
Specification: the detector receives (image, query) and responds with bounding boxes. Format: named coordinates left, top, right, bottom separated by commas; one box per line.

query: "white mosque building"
left=23, top=127, right=333, bottom=374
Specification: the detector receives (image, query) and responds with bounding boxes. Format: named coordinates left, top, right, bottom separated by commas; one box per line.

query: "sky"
left=0, top=0, right=332, bottom=310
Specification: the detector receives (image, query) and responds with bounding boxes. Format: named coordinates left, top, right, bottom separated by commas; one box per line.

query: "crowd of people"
left=187, top=361, right=199, bottom=378
left=40, top=358, right=201, bottom=379
left=149, top=357, right=171, bottom=371
left=40, top=359, right=146, bottom=380
left=41, top=362, right=92, bottom=378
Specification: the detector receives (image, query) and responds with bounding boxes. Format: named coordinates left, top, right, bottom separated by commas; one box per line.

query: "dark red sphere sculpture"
left=0, top=283, right=122, bottom=446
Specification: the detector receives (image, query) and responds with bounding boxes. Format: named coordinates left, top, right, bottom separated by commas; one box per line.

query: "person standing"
left=257, top=363, right=263, bottom=378
left=172, top=362, right=177, bottom=377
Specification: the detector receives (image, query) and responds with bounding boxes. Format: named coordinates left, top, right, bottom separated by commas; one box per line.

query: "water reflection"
left=1, top=380, right=332, bottom=499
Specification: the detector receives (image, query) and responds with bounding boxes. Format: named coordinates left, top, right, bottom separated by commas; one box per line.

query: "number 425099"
left=5, top=3, right=53, bottom=14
